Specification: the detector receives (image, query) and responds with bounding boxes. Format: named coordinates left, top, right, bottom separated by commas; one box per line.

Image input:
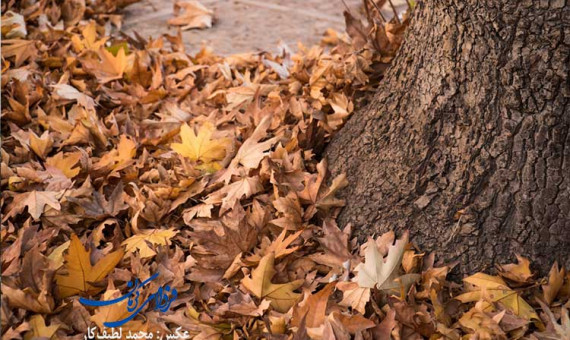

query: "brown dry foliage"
left=1, top=0, right=569, bottom=339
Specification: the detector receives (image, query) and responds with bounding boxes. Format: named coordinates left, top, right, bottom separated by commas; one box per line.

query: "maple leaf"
left=355, top=231, right=420, bottom=291
left=81, top=47, right=128, bottom=83
left=247, top=229, right=303, bottom=263
left=46, top=152, right=82, bottom=179
left=337, top=281, right=370, bottom=314
left=67, top=182, right=129, bottom=219
left=292, top=283, right=335, bottom=329
left=310, top=219, right=356, bottom=270
left=52, top=84, right=96, bottom=111
left=497, top=254, right=534, bottom=285
left=1, top=285, right=54, bottom=314
left=23, top=315, right=59, bottom=340
left=29, top=130, right=53, bottom=159
left=458, top=307, right=506, bottom=339
left=90, top=287, right=147, bottom=331
left=171, top=122, right=230, bottom=167
left=204, top=176, right=263, bottom=214
left=71, top=21, right=107, bottom=52
left=94, top=135, right=137, bottom=171
left=1, top=39, right=37, bottom=67
left=216, top=290, right=271, bottom=317
left=533, top=300, right=570, bottom=340
left=55, top=234, right=123, bottom=298
left=168, top=1, right=214, bottom=30
left=298, top=160, right=348, bottom=219
left=542, top=262, right=565, bottom=305
left=242, top=252, right=303, bottom=313
left=455, top=273, right=538, bottom=320
left=3, top=190, right=61, bottom=221
left=189, top=205, right=258, bottom=270
left=269, top=195, right=304, bottom=231
left=220, top=115, right=278, bottom=183
left=122, top=228, right=178, bottom=258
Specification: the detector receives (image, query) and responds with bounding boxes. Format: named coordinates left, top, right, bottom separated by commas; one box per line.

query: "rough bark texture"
left=326, top=0, right=570, bottom=274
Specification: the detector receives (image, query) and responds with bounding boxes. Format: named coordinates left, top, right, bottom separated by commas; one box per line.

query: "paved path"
left=122, top=0, right=408, bottom=55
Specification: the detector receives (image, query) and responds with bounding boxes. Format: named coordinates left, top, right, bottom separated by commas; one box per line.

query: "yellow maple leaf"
left=242, top=252, right=303, bottom=313
left=95, top=135, right=136, bottom=171
left=2, top=190, right=61, bottom=221
left=455, top=273, right=538, bottom=320
left=90, top=288, right=147, bottom=331
left=29, top=130, right=53, bottom=159
left=24, top=315, right=59, bottom=340
left=171, top=122, right=230, bottom=168
left=1, top=39, right=37, bottom=67
left=122, top=228, right=178, bottom=258
left=55, top=234, right=123, bottom=298
left=497, top=254, right=534, bottom=284
left=337, top=281, right=370, bottom=315
left=82, top=47, right=128, bottom=84
left=71, top=21, right=108, bottom=52
left=46, top=152, right=82, bottom=178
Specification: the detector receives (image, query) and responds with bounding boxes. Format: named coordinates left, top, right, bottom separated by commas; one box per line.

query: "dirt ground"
left=122, top=0, right=408, bottom=55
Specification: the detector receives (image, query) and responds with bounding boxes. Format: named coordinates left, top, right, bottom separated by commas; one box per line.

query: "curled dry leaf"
left=168, top=1, right=214, bottom=30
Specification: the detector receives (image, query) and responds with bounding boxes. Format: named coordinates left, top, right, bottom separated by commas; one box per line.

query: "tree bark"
left=326, top=0, right=570, bottom=274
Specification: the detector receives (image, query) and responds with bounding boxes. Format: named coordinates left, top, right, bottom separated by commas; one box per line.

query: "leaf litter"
left=1, top=0, right=569, bottom=339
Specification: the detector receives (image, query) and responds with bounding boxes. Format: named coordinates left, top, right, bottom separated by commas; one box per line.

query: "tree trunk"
left=326, top=0, right=570, bottom=274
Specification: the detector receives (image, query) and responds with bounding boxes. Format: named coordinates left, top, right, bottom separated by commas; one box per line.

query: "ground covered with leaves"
left=1, top=1, right=570, bottom=339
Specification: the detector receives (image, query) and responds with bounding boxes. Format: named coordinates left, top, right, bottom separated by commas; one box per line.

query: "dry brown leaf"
left=242, top=252, right=303, bottom=313
left=55, top=234, right=123, bottom=298
left=168, top=1, right=214, bottom=30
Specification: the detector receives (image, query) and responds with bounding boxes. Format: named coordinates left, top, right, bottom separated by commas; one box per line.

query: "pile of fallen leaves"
left=2, top=0, right=569, bottom=339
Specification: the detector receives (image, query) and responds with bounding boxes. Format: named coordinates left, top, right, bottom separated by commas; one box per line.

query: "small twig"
left=367, top=0, right=387, bottom=24
left=341, top=0, right=351, bottom=13
left=387, top=0, right=401, bottom=24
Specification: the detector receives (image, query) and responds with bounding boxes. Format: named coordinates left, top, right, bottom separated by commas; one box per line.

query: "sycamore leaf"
left=542, top=262, right=565, bottom=305
left=46, top=152, right=82, bottom=178
left=52, top=84, right=96, bottom=111
left=3, top=190, right=61, bottom=221
left=355, top=232, right=415, bottom=290
left=1, top=39, right=37, bottom=67
left=497, top=254, right=534, bottom=284
left=204, top=176, right=263, bottom=214
left=337, top=281, right=370, bottom=314
left=264, top=229, right=302, bottom=260
left=171, top=122, right=230, bottom=166
left=292, top=283, right=335, bottom=328
left=168, top=1, right=214, bottom=30
left=29, top=130, right=53, bottom=159
left=55, top=234, right=123, bottom=298
left=122, top=228, right=178, bottom=258
left=455, top=273, right=538, bottom=320
left=221, top=115, right=278, bottom=182
left=242, top=252, right=303, bottom=313
left=458, top=307, right=505, bottom=338
left=24, top=315, right=59, bottom=340
left=71, top=21, right=107, bottom=52
left=534, top=300, right=570, bottom=340
left=90, top=287, right=147, bottom=332
left=95, top=135, right=137, bottom=171
left=82, top=47, right=128, bottom=83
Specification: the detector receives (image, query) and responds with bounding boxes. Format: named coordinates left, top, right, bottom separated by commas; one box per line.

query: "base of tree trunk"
left=326, top=0, right=570, bottom=275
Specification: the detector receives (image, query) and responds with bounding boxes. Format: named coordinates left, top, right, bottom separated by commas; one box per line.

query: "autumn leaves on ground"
left=1, top=0, right=569, bottom=339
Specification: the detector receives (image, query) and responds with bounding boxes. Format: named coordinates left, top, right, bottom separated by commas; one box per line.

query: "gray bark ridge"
left=326, top=0, right=570, bottom=274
